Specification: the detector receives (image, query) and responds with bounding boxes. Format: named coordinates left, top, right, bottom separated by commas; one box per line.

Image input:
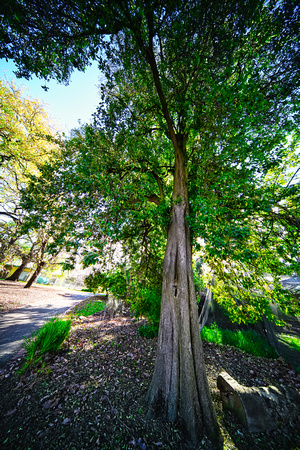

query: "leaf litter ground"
left=0, top=305, right=300, bottom=449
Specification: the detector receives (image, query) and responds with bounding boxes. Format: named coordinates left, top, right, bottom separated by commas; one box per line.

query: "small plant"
left=73, top=299, right=106, bottom=317
left=138, top=323, right=159, bottom=338
left=130, top=288, right=161, bottom=330
left=20, top=317, right=72, bottom=372
left=279, top=334, right=300, bottom=352
left=193, top=270, right=206, bottom=293
left=201, top=322, right=277, bottom=359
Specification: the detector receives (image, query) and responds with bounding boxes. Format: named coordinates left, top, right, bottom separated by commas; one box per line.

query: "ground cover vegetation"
left=201, top=322, right=277, bottom=359
left=21, top=317, right=72, bottom=372
left=1, top=0, right=300, bottom=446
left=72, top=298, right=107, bottom=317
left=279, top=333, right=300, bottom=353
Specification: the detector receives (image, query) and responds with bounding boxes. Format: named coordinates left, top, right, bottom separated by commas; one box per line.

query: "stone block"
left=217, top=371, right=300, bottom=432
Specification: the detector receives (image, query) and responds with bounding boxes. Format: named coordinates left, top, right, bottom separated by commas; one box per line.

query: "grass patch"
left=201, top=322, right=277, bottom=359
left=279, top=334, right=300, bottom=352
left=21, top=317, right=72, bottom=372
left=73, top=299, right=106, bottom=317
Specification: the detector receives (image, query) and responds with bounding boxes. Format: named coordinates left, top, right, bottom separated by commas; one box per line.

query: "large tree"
left=1, top=1, right=299, bottom=446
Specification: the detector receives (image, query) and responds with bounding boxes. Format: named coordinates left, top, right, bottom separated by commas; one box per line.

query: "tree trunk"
left=146, top=137, right=222, bottom=447
left=5, top=258, right=29, bottom=281
left=0, top=236, right=18, bottom=264
left=24, top=262, right=46, bottom=289
left=5, top=242, right=36, bottom=281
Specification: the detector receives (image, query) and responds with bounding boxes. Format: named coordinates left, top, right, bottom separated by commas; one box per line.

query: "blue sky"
left=0, top=59, right=101, bottom=133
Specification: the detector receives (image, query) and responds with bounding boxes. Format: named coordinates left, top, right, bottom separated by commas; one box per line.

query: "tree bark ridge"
left=147, top=202, right=221, bottom=446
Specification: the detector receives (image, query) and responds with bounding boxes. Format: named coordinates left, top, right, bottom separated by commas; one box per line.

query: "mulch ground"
left=0, top=283, right=299, bottom=449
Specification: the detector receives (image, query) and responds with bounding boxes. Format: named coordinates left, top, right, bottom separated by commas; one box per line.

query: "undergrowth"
left=20, top=317, right=72, bottom=372
left=201, top=322, right=277, bottom=359
left=72, top=300, right=106, bottom=317
left=138, top=323, right=159, bottom=338
left=279, top=334, right=300, bottom=352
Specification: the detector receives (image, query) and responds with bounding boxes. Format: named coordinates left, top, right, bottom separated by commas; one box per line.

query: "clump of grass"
left=20, top=317, right=72, bottom=372
left=279, top=334, right=300, bottom=352
left=201, top=322, right=277, bottom=359
left=73, top=299, right=106, bottom=317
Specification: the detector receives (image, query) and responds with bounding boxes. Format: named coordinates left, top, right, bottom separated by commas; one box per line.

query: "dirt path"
left=0, top=280, right=94, bottom=366
left=0, top=280, right=92, bottom=312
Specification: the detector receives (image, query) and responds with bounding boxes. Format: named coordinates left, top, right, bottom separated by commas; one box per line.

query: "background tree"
left=5, top=238, right=36, bottom=281
left=189, top=139, right=300, bottom=322
left=23, top=233, right=61, bottom=288
left=0, top=218, right=20, bottom=265
left=0, top=77, right=60, bottom=270
left=0, top=78, right=58, bottom=172
left=20, top=165, right=83, bottom=289
left=3, top=227, right=62, bottom=285
left=1, top=1, right=299, bottom=446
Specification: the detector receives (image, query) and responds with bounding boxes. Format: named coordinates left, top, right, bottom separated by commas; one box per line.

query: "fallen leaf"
left=42, top=399, right=59, bottom=409
left=62, top=418, right=71, bottom=425
left=4, top=408, right=17, bottom=416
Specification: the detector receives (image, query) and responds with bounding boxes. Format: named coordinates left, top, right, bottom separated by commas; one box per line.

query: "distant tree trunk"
left=0, top=236, right=18, bottom=264
left=146, top=135, right=222, bottom=447
left=5, top=242, right=36, bottom=281
left=24, top=239, right=50, bottom=289
left=6, top=258, right=29, bottom=281
left=24, top=261, right=46, bottom=289
left=24, top=243, right=61, bottom=289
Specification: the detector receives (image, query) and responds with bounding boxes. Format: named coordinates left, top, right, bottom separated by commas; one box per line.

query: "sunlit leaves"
left=0, top=78, right=59, bottom=175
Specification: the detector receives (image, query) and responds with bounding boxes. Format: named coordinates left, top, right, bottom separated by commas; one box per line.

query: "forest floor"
left=0, top=288, right=299, bottom=449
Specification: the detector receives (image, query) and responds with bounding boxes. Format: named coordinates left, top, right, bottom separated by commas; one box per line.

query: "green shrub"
left=73, top=299, right=106, bottom=317
left=130, top=288, right=161, bottom=328
left=201, top=322, right=223, bottom=345
left=21, top=317, right=72, bottom=372
left=84, top=269, right=128, bottom=297
left=127, top=286, right=161, bottom=338
left=194, top=271, right=206, bottom=293
left=138, top=322, right=159, bottom=338
left=201, top=322, right=277, bottom=359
